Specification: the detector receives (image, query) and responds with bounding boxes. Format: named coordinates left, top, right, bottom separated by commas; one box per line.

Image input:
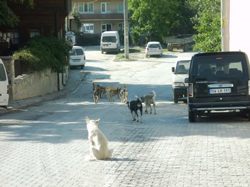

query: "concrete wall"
left=1, top=56, right=68, bottom=101
left=12, top=69, right=58, bottom=100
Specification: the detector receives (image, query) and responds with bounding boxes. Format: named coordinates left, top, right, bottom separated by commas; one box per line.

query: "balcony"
left=78, top=13, right=130, bottom=21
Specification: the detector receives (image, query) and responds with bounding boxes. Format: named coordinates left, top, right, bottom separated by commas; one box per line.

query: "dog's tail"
left=150, top=91, right=156, bottom=98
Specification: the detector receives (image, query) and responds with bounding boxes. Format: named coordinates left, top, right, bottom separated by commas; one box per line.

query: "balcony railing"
left=78, top=13, right=130, bottom=21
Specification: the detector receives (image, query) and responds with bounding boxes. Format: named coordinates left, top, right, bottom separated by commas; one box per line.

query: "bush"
left=14, top=35, right=71, bottom=73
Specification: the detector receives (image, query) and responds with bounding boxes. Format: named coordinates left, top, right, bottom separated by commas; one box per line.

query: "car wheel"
left=81, top=65, right=84, bottom=69
left=189, top=110, right=197, bottom=122
left=173, top=93, right=178, bottom=103
left=247, top=109, right=250, bottom=121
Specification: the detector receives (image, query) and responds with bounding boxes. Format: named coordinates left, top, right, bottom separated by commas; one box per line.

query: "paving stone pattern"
left=1, top=101, right=250, bottom=187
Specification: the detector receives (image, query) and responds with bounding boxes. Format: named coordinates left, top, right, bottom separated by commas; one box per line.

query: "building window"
left=8, top=29, right=19, bottom=44
left=82, top=23, right=94, bottom=33
left=118, top=23, right=124, bottom=31
left=118, top=2, right=123, bottom=12
left=79, top=3, right=94, bottom=13
left=30, top=29, right=41, bottom=38
left=101, top=24, right=112, bottom=32
left=101, top=2, right=111, bottom=13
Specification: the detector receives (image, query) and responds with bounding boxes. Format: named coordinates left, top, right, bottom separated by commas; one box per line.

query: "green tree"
left=0, top=0, right=35, bottom=27
left=128, top=0, right=196, bottom=44
left=187, top=0, right=221, bottom=52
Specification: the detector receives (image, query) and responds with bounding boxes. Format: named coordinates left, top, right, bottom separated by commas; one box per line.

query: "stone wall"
left=12, top=69, right=58, bottom=100
left=0, top=56, right=68, bottom=101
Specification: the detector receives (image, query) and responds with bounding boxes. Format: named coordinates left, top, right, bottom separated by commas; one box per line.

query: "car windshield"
left=193, top=55, right=246, bottom=81
left=175, top=60, right=190, bottom=74
left=70, top=49, right=84, bottom=56
left=102, top=36, right=116, bottom=43
left=148, top=44, right=160, bottom=48
left=0, top=64, right=6, bottom=81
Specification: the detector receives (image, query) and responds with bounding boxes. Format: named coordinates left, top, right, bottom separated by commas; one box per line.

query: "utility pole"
left=221, top=0, right=230, bottom=51
left=124, top=0, right=129, bottom=59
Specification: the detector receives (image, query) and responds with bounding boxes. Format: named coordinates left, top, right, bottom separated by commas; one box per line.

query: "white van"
left=0, top=59, right=9, bottom=107
left=100, top=31, right=120, bottom=54
left=171, top=57, right=191, bottom=103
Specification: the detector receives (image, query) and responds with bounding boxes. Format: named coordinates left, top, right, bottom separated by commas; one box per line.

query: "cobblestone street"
left=1, top=47, right=250, bottom=187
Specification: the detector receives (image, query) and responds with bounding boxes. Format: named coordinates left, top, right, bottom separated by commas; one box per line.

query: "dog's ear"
left=95, top=118, right=100, bottom=125
left=85, top=116, right=90, bottom=123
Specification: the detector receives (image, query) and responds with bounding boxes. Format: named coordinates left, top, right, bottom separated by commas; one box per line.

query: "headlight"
left=173, top=82, right=185, bottom=87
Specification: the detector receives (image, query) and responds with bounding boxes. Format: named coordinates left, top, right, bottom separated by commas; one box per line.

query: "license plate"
left=210, top=88, right=231, bottom=94
left=73, top=59, right=80, bottom=62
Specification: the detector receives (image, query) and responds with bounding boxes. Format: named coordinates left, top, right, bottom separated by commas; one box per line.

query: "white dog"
left=85, top=116, right=114, bottom=161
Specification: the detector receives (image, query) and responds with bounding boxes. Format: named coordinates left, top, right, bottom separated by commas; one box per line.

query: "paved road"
left=1, top=46, right=250, bottom=187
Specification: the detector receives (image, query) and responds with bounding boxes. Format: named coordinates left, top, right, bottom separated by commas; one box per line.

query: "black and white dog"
left=127, top=96, right=143, bottom=123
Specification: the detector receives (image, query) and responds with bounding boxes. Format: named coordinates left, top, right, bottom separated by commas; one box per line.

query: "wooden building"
left=0, top=0, right=72, bottom=55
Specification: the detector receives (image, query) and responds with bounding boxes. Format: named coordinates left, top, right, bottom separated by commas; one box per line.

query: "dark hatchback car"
left=186, top=51, right=250, bottom=122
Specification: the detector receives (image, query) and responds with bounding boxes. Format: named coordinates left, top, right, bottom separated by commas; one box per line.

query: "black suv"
left=186, top=51, right=250, bottom=122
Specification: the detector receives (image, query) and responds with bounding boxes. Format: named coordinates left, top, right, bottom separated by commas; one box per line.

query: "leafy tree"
left=0, top=0, right=35, bottom=27
left=13, top=35, right=70, bottom=73
left=128, top=0, right=196, bottom=44
left=187, top=0, right=221, bottom=52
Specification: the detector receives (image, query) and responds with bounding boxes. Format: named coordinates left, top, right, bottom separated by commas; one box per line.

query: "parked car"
left=0, top=59, right=9, bottom=108
left=100, top=31, right=120, bottom=54
left=69, top=46, right=86, bottom=69
left=172, top=57, right=191, bottom=103
left=145, top=41, right=163, bottom=57
left=186, top=51, right=250, bottom=122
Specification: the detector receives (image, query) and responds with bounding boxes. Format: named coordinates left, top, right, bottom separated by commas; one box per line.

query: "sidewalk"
left=0, top=69, right=87, bottom=113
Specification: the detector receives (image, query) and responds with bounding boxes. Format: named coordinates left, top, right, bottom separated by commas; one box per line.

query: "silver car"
left=145, top=41, right=163, bottom=57
left=69, top=46, right=86, bottom=69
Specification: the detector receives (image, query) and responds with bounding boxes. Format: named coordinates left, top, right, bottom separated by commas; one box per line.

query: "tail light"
left=7, top=85, right=9, bottom=94
left=147, top=48, right=149, bottom=50
left=84, top=56, right=86, bottom=60
left=248, top=80, right=250, bottom=95
left=159, top=47, right=161, bottom=50
left=188, top=83, right=193, bottom=97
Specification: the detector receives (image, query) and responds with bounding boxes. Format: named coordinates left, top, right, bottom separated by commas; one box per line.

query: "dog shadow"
left=110, top=157, right=138, bottom=162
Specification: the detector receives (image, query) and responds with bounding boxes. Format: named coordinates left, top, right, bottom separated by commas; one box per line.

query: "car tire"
left=189, top=110, right=197, bottom=122
left=247, top=109, right=250, bottom=121
left=81, top=65, right=84, bottom=69
left=173, top=93, right=178, bottom=103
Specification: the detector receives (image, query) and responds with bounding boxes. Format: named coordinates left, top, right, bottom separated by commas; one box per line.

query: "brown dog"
left=93, top=85, right=100, bottom=104
left=109, top=87, right=121, bottom=102
left=105, top=85, right=121, bottom=99
left=141, top=91, right=157, bottom=114
left=120, top=84, right=128, bottom=103
left=93, top=82, right=105, bottom=98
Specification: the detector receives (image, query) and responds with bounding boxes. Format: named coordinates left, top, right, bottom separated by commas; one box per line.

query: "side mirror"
left=172, top=67, right=175, bottom=72
left=184, top=78, right=189, bottom=83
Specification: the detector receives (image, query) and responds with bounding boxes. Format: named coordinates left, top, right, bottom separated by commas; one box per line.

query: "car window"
left=70, top=49, right=84, bottom=56
left=0, top=64, right=6, bottom=81
left=193, top=55, right=246, bottom=81
left=102, top=36, right=116, bottom=43
left=148, top=44, right=160, bottom=48
left=176, top=60, right=190, bottom=74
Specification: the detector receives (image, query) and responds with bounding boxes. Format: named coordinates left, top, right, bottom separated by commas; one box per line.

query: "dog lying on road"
left=85, top=116, right=114, bottom=161
left=127, top=96, right=143, bottom=123
left=141, top=91, right=157, bottom=115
